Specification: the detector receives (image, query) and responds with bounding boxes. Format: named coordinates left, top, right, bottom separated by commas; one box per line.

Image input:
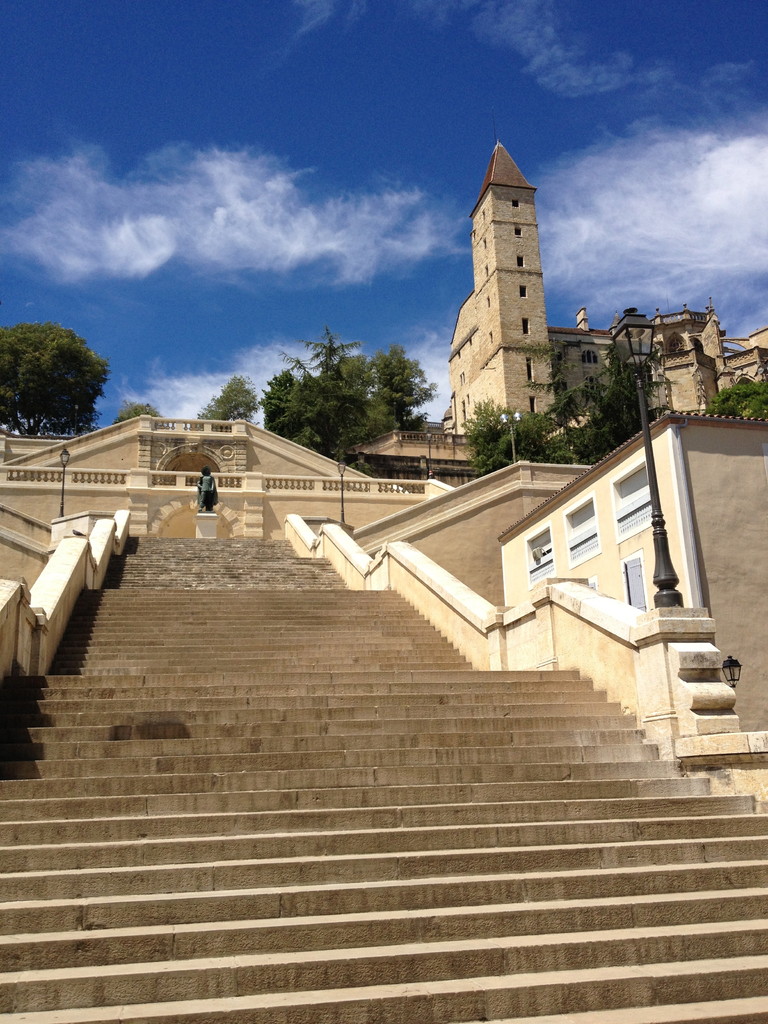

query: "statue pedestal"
left=195, top=512, right=218, bottom=539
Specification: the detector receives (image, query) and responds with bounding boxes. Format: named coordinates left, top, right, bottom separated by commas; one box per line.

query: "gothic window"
left=665, top=334, right=684, bottom=354
left=581, top=350, right=598, bottom=364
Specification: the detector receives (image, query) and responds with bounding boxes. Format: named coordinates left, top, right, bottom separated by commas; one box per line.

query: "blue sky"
left=2, top=0, right=767, bottom=425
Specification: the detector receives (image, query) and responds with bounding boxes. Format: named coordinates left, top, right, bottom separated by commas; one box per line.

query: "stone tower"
left=448, top=142, right=550, bottom=431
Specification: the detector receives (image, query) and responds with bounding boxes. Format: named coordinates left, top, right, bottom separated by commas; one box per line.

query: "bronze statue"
left=196, top=466, right=219, bottom=512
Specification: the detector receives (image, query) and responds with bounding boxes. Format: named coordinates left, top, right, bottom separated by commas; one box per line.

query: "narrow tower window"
left=514, top=227, right=522, bottom=236
left=517, top=256, right=524, bottom=267
left=522, top=318, right=530, bottom=335
left=511, top=200, right=519, bottom=208
left=519, top=286, right=527, bottom=297
left=526, top=357, right=533, bottom=381
left=529, top=396, right=537, bottom=412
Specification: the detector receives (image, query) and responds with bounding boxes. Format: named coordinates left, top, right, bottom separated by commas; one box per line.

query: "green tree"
left=368, top=345, right=437, bottom=431
left=280, top=328, right=370, bottom=458
left=464, top=400, right=576, bottom=477
left=263, top=329, right=438, bottom=458
left=0, top=322, right=109, bottom=435
left=198, top=374, right=260, bottom=422
left=705, top=380, right=768, bottom=419
left=569, top=346, right=659, bottom=464
left=113, top=401, right=161, bottom=423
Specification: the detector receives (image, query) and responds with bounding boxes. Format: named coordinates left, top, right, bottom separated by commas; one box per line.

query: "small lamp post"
left=721, top=655, right=742, bottom=688
left=500, top=411, right=522, bottom=463
left=612, top=308, right=683, bottom=609
left=59, top=447, right=71, bottom=518
left=337, top=460, right=346, bottom=524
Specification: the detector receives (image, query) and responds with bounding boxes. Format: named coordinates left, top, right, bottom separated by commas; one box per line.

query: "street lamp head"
left=60, top=447, right=71, bottom=468
left=337, top=461, right=346, bottom=477
left=612, top=308, right=654, bottom=368
left=721, top=655, right=742, bottom=688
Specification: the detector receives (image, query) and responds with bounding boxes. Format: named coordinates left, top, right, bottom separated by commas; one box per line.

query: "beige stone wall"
left=355, top=461, right=587, bottom=604
left=501, top=430, right=692, bottom=611
left=681, top=420, right=768, bottom=732
left=500, top=416, right=768, bottom=734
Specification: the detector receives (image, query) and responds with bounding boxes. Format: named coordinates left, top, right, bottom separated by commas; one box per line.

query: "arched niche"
left=158, top=447, right=221, bottom=473
left=150, top=499, right=240, bottom=539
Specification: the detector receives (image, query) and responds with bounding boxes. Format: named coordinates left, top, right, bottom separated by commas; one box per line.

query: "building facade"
left=448, top=143, right=768, bottom=430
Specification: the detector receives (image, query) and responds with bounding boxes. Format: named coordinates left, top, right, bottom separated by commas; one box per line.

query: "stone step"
left=0, top=721, right=645, bottom=747
left=4, top=819, right=768, bottom=876
left=0, top=759, right=689, bottom=801
left=0, top=776, right=708, bottom=819
left=6, top=848, right=768, bottom=908
left=1, top=796, right=755, bottom=846
left=1, top=930, right=768, bottom=1016
left=3, top=891, right=768, bottom=973
left=3, top=863, right=765, bottom=933
left=7, top=962, right=768, bottom=1024
left=0, top=742, right=662, bottom=780
left=0, top=729, right=651, bottom=765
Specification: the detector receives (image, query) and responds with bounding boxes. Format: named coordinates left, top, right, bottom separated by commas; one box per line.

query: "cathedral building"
left=448, top=143, right=768, bottom=430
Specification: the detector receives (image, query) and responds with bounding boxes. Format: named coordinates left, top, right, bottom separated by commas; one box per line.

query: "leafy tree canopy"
left=705, top=379, right=768, bottom=419
left=198, top=374, right=260, bottom=422
left=113, top=401, right=161, bottom=423
left=262, top=328, right=437, bottom=459
left=464, top=344, right=662, bottom=477
left=0, top=322, right=109, bottom=435
left=465, top=400, right=577, bottom=477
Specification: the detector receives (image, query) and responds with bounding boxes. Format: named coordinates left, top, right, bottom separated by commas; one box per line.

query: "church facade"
left=448, top=143, right=768, bottom=430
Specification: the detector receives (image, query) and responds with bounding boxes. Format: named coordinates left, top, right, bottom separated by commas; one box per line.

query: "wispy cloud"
left=539, top=118, right=768, bottom=336
left=405, top=0, right=636, bottom=97
left=1, top=146, right=456, bottom=285
left=120, top=339, right=310, bottom=422
left=471, top=0, right=635, bottom=97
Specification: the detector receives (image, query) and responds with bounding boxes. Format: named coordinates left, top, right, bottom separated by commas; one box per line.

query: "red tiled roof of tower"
left=475, top=142, right=535, bottom=210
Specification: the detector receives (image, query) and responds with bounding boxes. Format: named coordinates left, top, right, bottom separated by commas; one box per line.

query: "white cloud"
left=121, top=339, right=310, bottom=421
left=405, top=0, right=636, bottom=97
left=2, top=147, right=455, bottom=284
left=472, top=0, right=635, bottom=97
left=538, top=119, right=768, bottom=336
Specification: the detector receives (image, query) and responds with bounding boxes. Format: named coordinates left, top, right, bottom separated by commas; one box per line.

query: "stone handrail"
left=285, top=514, right=506, bottom=670
left=285, top=515, right=741, bottom=760
left=0, top=510, right=130, bottom=679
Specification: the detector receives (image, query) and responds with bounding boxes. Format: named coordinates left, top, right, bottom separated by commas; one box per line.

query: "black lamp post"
left=611, top=308, right=683, bottom=609
left=337, top=461, right=346, bottom=524
left=59, top=447, right=71, bottom=518
left=721, top=655, right=742, bottom=688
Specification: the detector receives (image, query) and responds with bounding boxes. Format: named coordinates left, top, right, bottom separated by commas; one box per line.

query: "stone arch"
left=158, top=445, right=221, bottom=473
left=149, top=499, right=242, bottom=539
left=665, top=333, right=685, bottom=355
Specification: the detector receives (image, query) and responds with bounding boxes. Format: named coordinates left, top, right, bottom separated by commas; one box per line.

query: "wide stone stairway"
left=1, top=538, right=768, bottom=1022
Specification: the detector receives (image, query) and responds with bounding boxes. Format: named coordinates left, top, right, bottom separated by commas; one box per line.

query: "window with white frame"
left=527, top=527, right=554, bottom=585
left=566, top=499, right=599, bottom=565
left=615, top=465, right=651, bottom=537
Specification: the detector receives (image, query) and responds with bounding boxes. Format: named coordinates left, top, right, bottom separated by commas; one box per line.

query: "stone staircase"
left=1, top=538, right=768, bottom=1022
